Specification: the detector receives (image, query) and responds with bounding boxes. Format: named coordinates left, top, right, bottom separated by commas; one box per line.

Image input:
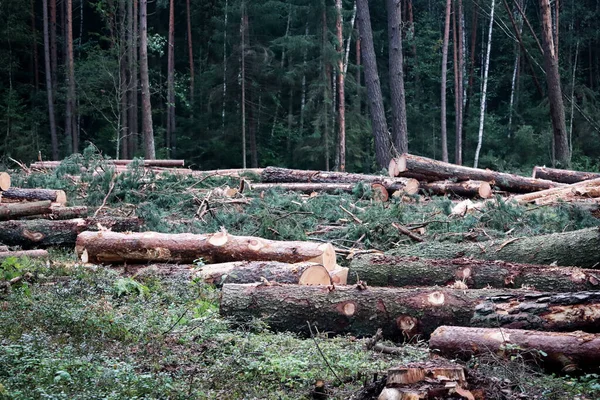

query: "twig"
left=496, top=237, right=521, bottom=252
left=93, top=174, right=117, bottom=218
left=365, top=328, right=383, bottom=350
left=372, top=343, right=404, bottom=355
left=392, top=222, right=424, bottom=242
left=307, top=321, right=341, bottom=384
left=339, top=205, right=362, bottom=224
left=162, top=308, right=189, bottom=335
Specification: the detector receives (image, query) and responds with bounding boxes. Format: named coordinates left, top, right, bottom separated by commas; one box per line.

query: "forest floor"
left=1, top=151, right=600, bottom=399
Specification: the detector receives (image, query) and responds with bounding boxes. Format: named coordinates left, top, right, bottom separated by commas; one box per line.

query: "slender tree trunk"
left=31, top=0, right=40, bottom=89
left=65, top=0, right=77, bottom=153
left=186, top=0, right=194, bottom=107
left=128, top=0, right=138, bottom=157
left=473, top=0, right=496, bottom=169
left=568, top=41, right=579, bottom=156
left=119, top=0, right=129, bottom=159
left=167, top=0, right=176, bottom=157
left=455, top=0, right=464, bottom=165
left=139, top=0, right=155, bottom=159
left=50, top=0, right=57, bottom=90
left=387, top=0, right=408, bottom=155
left=300, top=24, right=308, bottom=137
left=540, top=0, right=569, bottom=167
left=452, top=1, right=460, bottom=162
left=465, top=6, right=478, bottom=118
left=222, top=0, right=228, bottom=135
left=322, top=5, right=330, bottom=171
left=336, top=0, right=346, bottom=171
left=508, top=0, right=523, bottom=135
left=440, top=0, right=451, bottom=162
left=356, top=0, right=391, bottom=168
left=355, top=19, right=361, bottom=115
left=43, top=0, right=59, bottom=160
left=240, top=1, right=247, bottom=168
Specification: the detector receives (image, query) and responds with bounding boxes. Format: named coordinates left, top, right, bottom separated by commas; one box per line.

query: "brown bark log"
left=1, top=188, right=67, bottom=205
left=420, top=180, right=492, bottom=199
left=220, top=284, right=600, bottom=338
left=430, top=326, right=600, bottom=373
left=250, top=181, right=414, bottom=198
left=348, top=254, right=600, bottom=292
left=76, top=230, right=337, bottom=269
left=31, top=159, right=184, bottom=168
left=261, top=167, right=419, bottom=194
left=0, top=201, right=53, bottom=221
left=21, top=206, right=88, bottom=220
left=0, top=217, right=143, bottom=248
left=195, top=261, right=342, bottom=286
left=0, top=250, right=49, bottom=261
left=0, top=172, right=11, bottom=191
left=389, top=154, right=561, bottom=193
left=393, top=227, right=600, bottom=268
left=512, top=177, right=600, bottom=204
left=532, top=166, right=600, bottom=184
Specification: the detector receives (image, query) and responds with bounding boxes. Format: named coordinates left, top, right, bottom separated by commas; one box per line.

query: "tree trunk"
left=420, top=180, right=492, bottom=198
left=430, top=326, right=600, bottom=373
left=195, top=261, right=341, bottom=286
left=512, top=177, right=600, bottom=205
left=139, top=0, right=155, bottom=159
left=31, top=0, right=39, bottom=89
left=540, top=0, right=570, bottom=167
left=389, top=154, right=560, bottom=192
left=1, top=188, right=67, bottom=204
left=532, top=166, right=600, bottom=184
left=128, top=0, right=139, bottom=157
left=348, top=254, right=600, bottom=292
left=321, top=5, right=330, bottom=172
left=49, top=0, right=57, bottom=90
left=473, top=0, right=495, bottom=169
left=186, top=0, right=194, bottom=106
left=220, top=284, right=600, bottom=339
left=119, top=0, right=129, bottom=159
left=22, top=205, right=88, bottom=220
left=0, top=201, right=53, bottom=221
left=440, top=0, right=451, bottom=162
left=166, top=0, right=176, bottom=157
left=356, top=0, right=391, bottom=168
left=0, top=250, right=49, bottom=261
left=0, top=172, right=11, bottom=191
left=251, top=181, right=418, bottom=196
left=393, top=227, right=600, bottom=268
left=387, top=0, right=408, bottom=154
left=76, top=230, right=337, bottom=269
left=42, top=0, right=59, bottom=160
left=336, top=0, right=347, bottom=171
left=240, top=1, right=247, bottom=169
left=0, top=217, right=143, bottom=248
left=65, top=0, right=77, bottom=153
left=455, top=0, right=465, bottom=164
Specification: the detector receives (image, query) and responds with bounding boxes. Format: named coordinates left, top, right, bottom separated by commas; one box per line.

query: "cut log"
left=1, top=188, right=67, bottom=205
left=389, top=154, right=561, bottom=193
left=220, top=284, right=600, bottom=338
left=0, top=201, right=52, bottom=221
left=420, top=180, right=493, bottom=199
left=0, top=217, right=143, bottom=248
left=393, top=227, right=600, bottom=268
left=195, top=261, right=337, bottom=286
left=512, top=177, right=600, bottom=205
left=21, top=206, right=89, bottom=220
left=250, top=182, right=396, bottom=201
left=0, top=172, right=10, bottom=191
left=430, top=326, right=600, bottom=373
left=533, top=165, right=600, bottom=184
left=348, top=255, right=600, bottom=292
left=76, top=230, right=337, bottom=269
left=30, top=159, right=185, bottom=168
left=0, top=250, right=49, bottom=261
left=260, top=167, right=420, bottom=195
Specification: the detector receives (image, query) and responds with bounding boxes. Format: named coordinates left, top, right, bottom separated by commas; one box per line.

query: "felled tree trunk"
left=249, top=182, right=402, bottom=199
left=393, top=227, right=600, bottom=268
left=0, top=250, right=49, bottom=261
left=220, top=284, right=600, bottom=338
left=389, top=154, right=560, bottom=192
left=195, top=261, right=345, bottom=286
left=21, top=206, right=88, bottom=220
left=348, top=255, right=600, bottom=292
left=260, top=167, right=419, bottom=194
left=0, top=201, right=53, bottom=221
left=1, top=188, right=67, bottom=205
left=0, top=217, right=143, bottom=248
left=76, top=230, right=337, bottom=269
left=430, top=326, right=600, bottom=373
left=513, top=177, right=600, bottom=204
left=533, top=166, right=600, bottom=184
left=0, top=172, right=11, bottom=191
left=420, top=180, right=492, bottom=199
left=30, top=159, right=185, bottom=169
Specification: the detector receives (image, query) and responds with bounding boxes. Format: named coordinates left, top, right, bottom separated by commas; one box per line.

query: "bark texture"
left=0, top=201, right=53, bottom=221
left=348, top=254, right=600, bottom=292
left=139, top=0, right=155, bottom=159
left=420, top=180, right=492, bottom=199
left=42, top=0, right=59, bottom=161
left=440, top=0, right=451, bottom=162
left=387, top=0, right=408, bottom=154
left=1, top=188, right=67, bottom=204
left=430, top=326, right=600, bottom=373
left=532, top=166, right=600, bottom=184
left=220, top=284, right=600, bottom=338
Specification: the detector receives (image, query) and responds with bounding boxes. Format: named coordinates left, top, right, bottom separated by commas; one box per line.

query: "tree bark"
left=420, top=180, right=492, bottom=198
left=49, top=0, right=57, bottom=90
left=139, top=0, right=155, bottom=159
left=119, top=0, right=129, bottom=159
left=76, top=230, right=337, bottom=269
left=336, top=0, right=347, bottom=171
left=186, top=0, right=194, bottom=106
left=31, top=0, right=40, bottom=89
left=389, top=154, right=561, bottom=192
left=540, top=0, right=570, bottom=167
left=42, top=0, right=59, bottom=161
left=240, top=1, right=247, bottom=169
left=0, top=188, right=67, bottom=204
left=387, top=0, right=408, bottom=154
left=65, top=0, right=77, bottom=153
left=0, top=217, right=143, bottom=248
left=166, top=0, right=176, bottom=157
left=0, top=201, right=53, bottom=221
left=393, top=227, right=600, bottom=268
left=250, top=181, right=418, bottom=196
left=430, top=326, right=600, bottom=373
left=356, top=0, right=391, bottom=168
left=128, top=0, right=139, bottom=157
left=455, top=0, right=464, bottom=164
left=220, top=284, right=600, bottom=339
left=348, top=254, right=600, bottom=292
left=22, top=205, right=88, bottom=220
left=0, top=250, right=49, bottom=261
left=532, top=166, right=600, bottom=184
left=440, top=0, right=452, bottom=162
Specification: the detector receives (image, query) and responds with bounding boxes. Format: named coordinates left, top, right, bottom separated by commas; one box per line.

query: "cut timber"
left=220, top=284, right=600, bottom=338
left=30, top=159, right=185, bottom=168
left=430, top=326, right=600, bottom=373
left=420, top=180, right=492, bottom=199
left=76, top=230, right=337, bottom=269
left=260, top=167, right=420, bottom=195
left=195, top=261, right=336, bottom=286
left=0, top=217, right=143, bottom=248
left=348, top=255, right=600, bottom=292
left=1, top=188, right=67, bottom=205
left=393, top=227, right=600, bottom=268
left=0, top=201, right=52, bottom=220
left=0, top=172, right=10, bottom=191
left=389, top=154, right=561, bottom=192
left=533, top=165, right=600, bottom=184
left=21, top=206, right=89, bottom=220
left=251, top=182, right=356, bottom=194
left=512, top=177, right=600, bottom=204
left=0, top=250, right=49, bottom=261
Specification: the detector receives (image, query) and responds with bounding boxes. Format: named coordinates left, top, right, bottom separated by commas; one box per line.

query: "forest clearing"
left=1, top=151, right=600, bottom=399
